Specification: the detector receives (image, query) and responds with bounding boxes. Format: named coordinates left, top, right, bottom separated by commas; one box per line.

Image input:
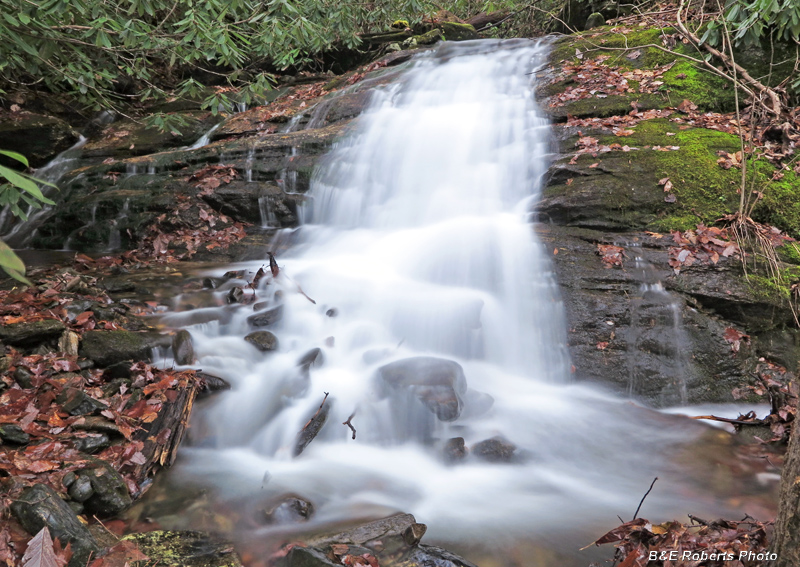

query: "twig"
left=342, top=412, right=357, bottom=440
left=475, top=1, right=540, bottom=33
left=633, top=477, right=658, bottom=520
left=688, top=514, right=710, bottom=526
left=301, top=392, right=329, bottom=430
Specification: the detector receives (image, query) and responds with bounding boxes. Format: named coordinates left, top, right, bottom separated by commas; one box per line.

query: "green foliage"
left=0, top=150, right=56, bottom=221
left=699, top=0, right=800, bottom=92
left=0, top=0, right=431, bottom=113
left=0, top=150, right=56, bottom=284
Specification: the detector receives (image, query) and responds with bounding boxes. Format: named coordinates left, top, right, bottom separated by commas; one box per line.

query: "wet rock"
left=67, top=475, right=95, bottom=502
left=80, top=330, right=167, bottom=366
left=325, top=308, right=338, bottom=317
left=298, top=347, right=323, bottom=370
left=74, top=433, right=112, bottom=454
left=247, top=304, right=284, bottom=327
left=293, top=395, right=332, bottom=457
left=245, top=331, right=279, bottom=352
left=58, top=330, right=80, bottom=356
left=405, top=544, right=480, bottom=567
left=122, top=530, right=243, bottom=567
left=286, top=547, right=340, bottom=567
left=0, top=424, right=30, bottom=445
left=442, top=437, right=467, bottom=463
left=103, top=377, right=132, bottom=396
left=0, top=111, right=80, bottom=167
left=264, top=495, right=315, bottom=524
left=440, top=22, right=479, bottom=41
left=104, top=361, right=134, bottom=379
left=76, top=462, right=132, bottom=517
left=13, top=367, right=34, bottom=389
left=459, top=389, right=495, bottom=420
left=57, top=387, right=107, bottom=416
left=308, top=513, right=417, bottom=546
left=172, top=330, right=195, bottom=365
left=376, top=357, right=467, bottom=421
left=10, top=483, right=101, bottom=567
left=0, top=319, right=65, bottom=347
left=197, top=372, right=231, bottom=397
left=472, top=436, right=516, bottom=463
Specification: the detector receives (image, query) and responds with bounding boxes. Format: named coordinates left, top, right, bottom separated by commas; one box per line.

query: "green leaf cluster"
left=0, top=0, right=433, bottom=114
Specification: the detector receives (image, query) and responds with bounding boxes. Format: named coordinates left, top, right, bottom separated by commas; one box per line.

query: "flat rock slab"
left=122, top=530, right=243, bottom=567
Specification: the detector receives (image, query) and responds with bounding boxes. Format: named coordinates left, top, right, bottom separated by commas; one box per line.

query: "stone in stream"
left=244, top=330, right=278, bottom=352
left=376, top=357, right=467, bottom=421
left=442, top=437, right=468, bottom=463
left=293, top=395, right=333, bottom=457
left=471, top=436, right=517, bottom=463
left=247, top=303, right=284, bottom=327
left=263, top=494, right=315, bottom=524
left=172, top=329, right=195, bottom=365
left=197, top=371, right=232, bottom=398
left=298, top=347, right=323, bottom=371
left=0, top=319, right=65, bottom=347
left=10, top=483, right=101, bottom=567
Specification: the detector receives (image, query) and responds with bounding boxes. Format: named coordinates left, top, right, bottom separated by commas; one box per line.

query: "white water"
left=162, top=40, right=765, bottom=558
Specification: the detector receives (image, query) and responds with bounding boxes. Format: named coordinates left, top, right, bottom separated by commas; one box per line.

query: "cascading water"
left=156, top=40, right=770, bottom=563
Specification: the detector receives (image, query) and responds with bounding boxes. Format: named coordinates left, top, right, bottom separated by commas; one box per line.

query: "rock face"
left=535, top=29, right=800, bottom=406
left=376, top=357, right=468, bottom=422
left=0, top=111, right=80, bottom=167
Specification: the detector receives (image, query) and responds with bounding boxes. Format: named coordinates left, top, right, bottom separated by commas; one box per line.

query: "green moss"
left=745, top=268, right=800, bottom=303
left=660, top=60, right=736, bottom=112
left=751, top=164, right=800, bottom=238
left=595, top=119, right=742, bottom=232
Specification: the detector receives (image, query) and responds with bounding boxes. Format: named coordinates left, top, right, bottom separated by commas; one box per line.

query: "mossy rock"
left=440, top=22, right=479, bottom=41
left=79, top=330, right=169, bottom=367
left=122, top=531, right=243, bottom=567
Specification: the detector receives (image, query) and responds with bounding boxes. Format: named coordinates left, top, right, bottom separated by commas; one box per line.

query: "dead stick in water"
left=690, top=414, right=766, bottom=426
left=343, top=412, right=357, bottom=440
left=633, top=477, right=658, bottom=520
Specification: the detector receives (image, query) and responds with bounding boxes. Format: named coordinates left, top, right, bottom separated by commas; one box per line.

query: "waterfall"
left=1, top=136, right=87, bottom=247
left=165, top=40, right=740, bottom=551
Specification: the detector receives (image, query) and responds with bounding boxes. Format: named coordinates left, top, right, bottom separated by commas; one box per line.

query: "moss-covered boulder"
left=0, top=319, right=65, bottom=347
left=122, top=531, right=243, bottom=567
left=79, top=330, right=168, bottom=367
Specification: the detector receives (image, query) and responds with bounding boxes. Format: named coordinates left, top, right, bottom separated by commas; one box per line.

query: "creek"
left=121, top=40, right=775, bottom=565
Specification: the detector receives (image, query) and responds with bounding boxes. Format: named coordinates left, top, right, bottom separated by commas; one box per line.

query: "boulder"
left=376, top=357, right=467, bottom=421
left=263, top=495, right=315, bottom=524
left=244, top=331, right=279, bottom=352
left=0, top=424, right=30, bottom=445
left=247, top=304, right=284, bottom=327
left=172, top=329, right=195, bottom=365
left=10, top=484, right=101, bottom=567
left=472, top=436, right=517, bottom=463
left=80, top=330, right=168, bottom=367
left=0, top=111, right=80, bottom=167
left=0, top=319, right=65, bottom=347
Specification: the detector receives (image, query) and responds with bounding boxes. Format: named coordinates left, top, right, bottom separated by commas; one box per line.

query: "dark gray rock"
left=298, top=347, right=323, bottom=370
left=286, top=547, right=340, bottom=567
left=472, top=436, right=517, bottom=463
left=13, top=367, right=34, bottom=388
left=244, top=331, right=279, bottom=352
left=57, top=387, right=107, bottom=416
left=80, top=330, right=168, bottom=367
left=0, top=424, right=30, bottom=445
left=197, top=372, right=231, bottom=397
left=172, top=329, right=195, bottom=365
left=376, top=357, right=467, bottom=421
left=0, top=112, right=80, bottom=167
left=293, top=396, right=332, bottom=457
left=67, top=475, right=95, bottom=502
left=76, top=462, right=132, bottom=517
left=10, top=483, right=101, bottom=567
left=264, top=495, right=314, bottom=524
left=74, top=433, right=112, bottom=454
left=443, top=437, right=467, bottom=463
left=0, top=319, right=65, bottom=347
left=247, top=304, right=284, bottom=327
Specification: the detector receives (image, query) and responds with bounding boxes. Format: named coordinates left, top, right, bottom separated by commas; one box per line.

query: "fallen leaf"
left=21, top=528, right=58, bottom=567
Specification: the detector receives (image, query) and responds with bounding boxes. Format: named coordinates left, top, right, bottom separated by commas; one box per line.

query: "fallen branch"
left=690, top=413, right=766, bottom=426
left=342, top=412, right=357, bottom=440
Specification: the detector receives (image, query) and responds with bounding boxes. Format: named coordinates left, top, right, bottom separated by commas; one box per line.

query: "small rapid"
left=155, top=40, right=768, bottom=561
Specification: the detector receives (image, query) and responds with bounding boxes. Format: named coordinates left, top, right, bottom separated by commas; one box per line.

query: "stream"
left=103, top=40, right=776, bottom=564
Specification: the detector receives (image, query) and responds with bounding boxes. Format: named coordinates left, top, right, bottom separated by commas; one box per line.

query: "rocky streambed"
left=1, top=21, right=798, bottom=567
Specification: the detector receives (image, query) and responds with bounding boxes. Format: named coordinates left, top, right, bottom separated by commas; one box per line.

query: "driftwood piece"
left=466, top=11, right=510, bottom=29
